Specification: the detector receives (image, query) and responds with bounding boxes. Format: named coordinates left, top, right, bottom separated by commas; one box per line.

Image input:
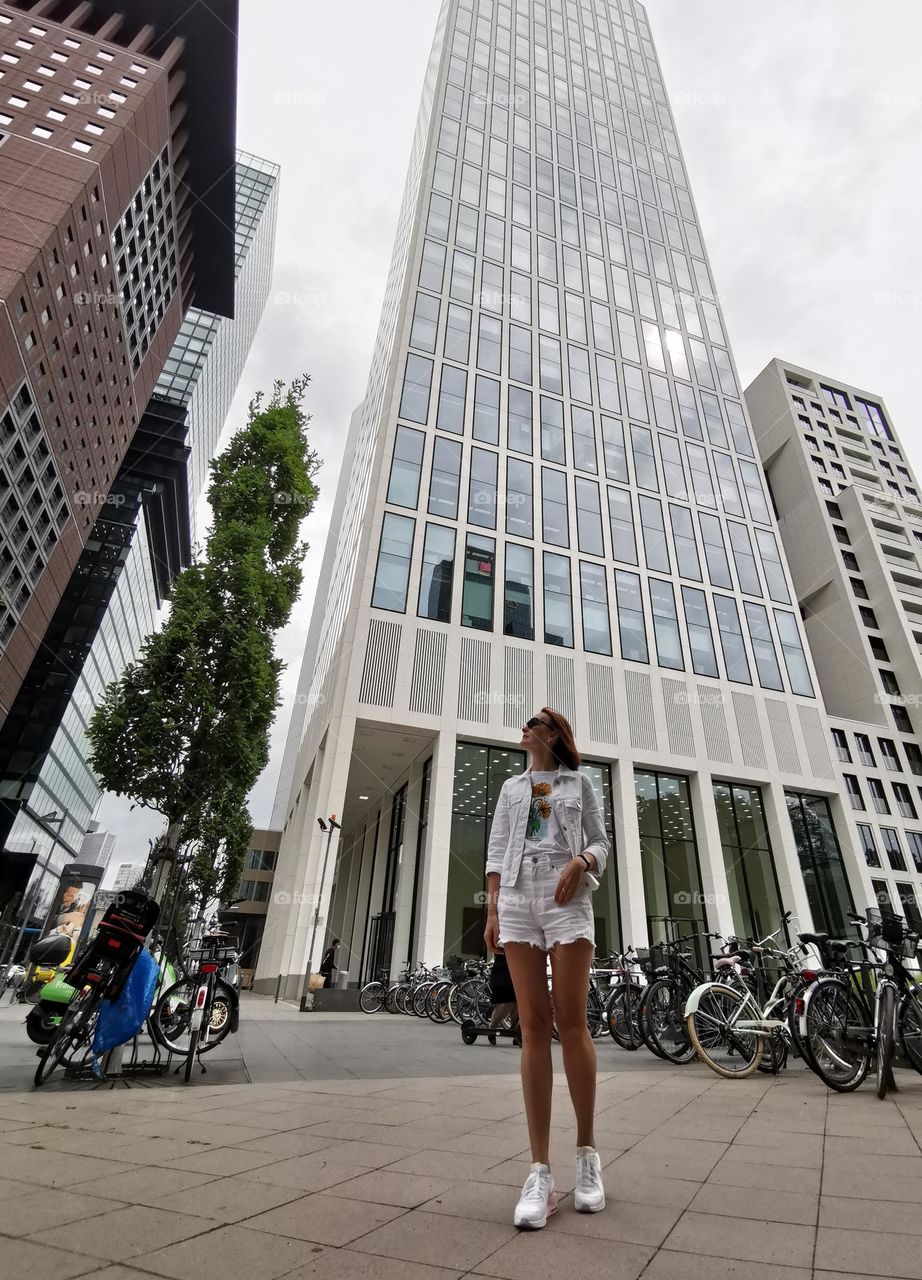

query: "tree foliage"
left=88, top=378, right=319, bottom=917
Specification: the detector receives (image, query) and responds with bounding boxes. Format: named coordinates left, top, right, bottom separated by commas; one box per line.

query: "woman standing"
left=484, top=708, right=610, bottom=1229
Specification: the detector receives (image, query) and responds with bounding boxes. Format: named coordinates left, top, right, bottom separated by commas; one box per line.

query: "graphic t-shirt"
left=524, top=769, right=569, bottom=859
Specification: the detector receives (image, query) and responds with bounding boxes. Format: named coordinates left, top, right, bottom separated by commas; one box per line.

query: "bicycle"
left=359, top=967, right=390, bottom=1013
left=34, top=891, right=160, bottom=1088
left=152, top=930, right=239, bottom=1082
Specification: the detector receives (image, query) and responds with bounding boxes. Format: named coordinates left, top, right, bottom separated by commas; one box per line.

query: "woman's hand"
left=554, top=858, right=585, bottom=905
left=484, top=913, right=503, bottom=954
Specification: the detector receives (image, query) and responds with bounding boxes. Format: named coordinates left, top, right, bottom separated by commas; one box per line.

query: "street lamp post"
left=299, top=814, right=341, bottom=1011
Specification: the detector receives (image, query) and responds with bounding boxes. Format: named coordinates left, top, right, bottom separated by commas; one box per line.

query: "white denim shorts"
left=498, top=852, right=595, bottom=952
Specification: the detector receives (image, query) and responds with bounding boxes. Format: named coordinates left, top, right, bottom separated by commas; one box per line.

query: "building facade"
left=223, top=827, right=281, bottom=987
left=0, top=145, right=275, bottom=920
left=258, top=0, right=858, bottom=997
left=746, top=359, right=922, bottom=932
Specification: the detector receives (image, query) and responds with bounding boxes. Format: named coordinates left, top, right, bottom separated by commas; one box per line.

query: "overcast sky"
left=97, top=0, right=922, bottom=868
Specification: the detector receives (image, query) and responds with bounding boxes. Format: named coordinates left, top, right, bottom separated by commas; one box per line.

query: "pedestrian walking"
left=319, top=938, right=340, bottom=989
left=483, top=708, right=609, bottom=1229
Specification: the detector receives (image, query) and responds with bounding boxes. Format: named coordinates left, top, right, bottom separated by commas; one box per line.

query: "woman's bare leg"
left=503, top=942, right=553, bottom=1164
left=549, top=938, right=596, bottom=1148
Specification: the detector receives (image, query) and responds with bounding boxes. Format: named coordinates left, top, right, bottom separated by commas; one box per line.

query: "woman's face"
left=520, top=713, right=557, bottom=754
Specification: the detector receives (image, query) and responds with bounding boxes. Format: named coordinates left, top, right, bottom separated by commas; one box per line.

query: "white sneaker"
left=513, top=1162, right=558, bottom=1229
left=574, top=1146, right=605, bottom=1212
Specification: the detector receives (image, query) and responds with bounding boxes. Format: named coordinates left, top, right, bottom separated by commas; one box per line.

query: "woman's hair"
left=541, top=707, right=581, bottom=770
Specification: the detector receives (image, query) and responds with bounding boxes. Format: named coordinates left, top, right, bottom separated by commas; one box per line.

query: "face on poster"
left=41, top=874, right=97, bottom=951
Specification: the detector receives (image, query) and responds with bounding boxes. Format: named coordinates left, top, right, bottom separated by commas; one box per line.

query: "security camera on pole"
left=300, top=814, right=341, bottom=1011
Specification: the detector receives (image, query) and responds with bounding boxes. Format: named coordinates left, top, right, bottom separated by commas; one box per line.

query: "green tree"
left=89, top=378, right=319, bottom=913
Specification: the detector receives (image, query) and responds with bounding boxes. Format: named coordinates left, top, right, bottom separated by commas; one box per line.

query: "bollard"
left=274, top=972, right=283, bottom=1003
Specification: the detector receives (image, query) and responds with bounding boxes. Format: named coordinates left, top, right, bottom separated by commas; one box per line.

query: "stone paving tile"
left=689, top=1181, right=818, bottom=1226
left=641, top=1251, right=811, bottom=1280
left=129, top=1223, right=327, bottom=1280
left=97, top=1136, right=223, bottom=1168
left=596, top=1169, right=700, bottom=1210
left=0, top=1237, right=101, bottom=1280
left=819, top=1195, right=922, bottom=1236
left=29, top=1204, right=214, bottom=1261
left=607, top=1134, right=727, bottom=1182
left=0, top=1187, right=127, bottom=1236
left=824, top=1130, right=921, bottom=1159
left=285, top=1250, right=463, bottom=1280
left=815, top=1225, right=922, bottom=1279
left=0, top=1144, right=136, bottom=1188
left=382, top=1147, right=512, bottom=1181
left=471, top=1227, right=654, bottom=1280
left=235, top=1150, right=371, bottom=1192
left=821, top=1152, right=922, bottom=1202
left=420, top=1179, right=526, bottom=1226
left=0, top=1173, right=32, bottom=1200
left=708, top=1153, right=821, bottom=1195
left=231, top=1129, right=342, bottom=1158
left=152, top=1174, right=306, bottom=1223
left=240, top=1190, right=406, bottom=1245
left=349, top=1207, right=517, bottom=1272
left=163, top=1145, right=288, bottom=1175
left=549, top=1194, right=683, bottom=1246
left=729, top=1124, right=825, bottom=1166
left=429, top=1129, right=531, bottom=1160
left=652, top=1112, right=746, bottom=1143
left=664, top=1211, right=816, bottom=1268
left=332, top=1168, right=460, bottom=1207
left=74, top=1165, right=217, bottom=1206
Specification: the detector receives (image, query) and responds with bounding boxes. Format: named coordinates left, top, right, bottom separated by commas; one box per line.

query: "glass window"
left=714, top=783, right=785, bottom=943
left=450, top=249, right=476, bottom=302
left=894, top=783, right=918, bottom=820
left=601, top=416, right=628, bottom=482
left=436, top=365, right=467, bottom=433
left=596, top=355, right=621, bottom=412
left=428, top=437, right=462, bottom=519
left=575, top=477, right=604, bottom=556
left=444, top=302, right=471, bottom=361
left=869, top=778, right=890, bottom=815
left=881, top=827, right=905, bottom=870
left=713, top=453, right=744, bottom=516
left=650, top=374, right=676, bottom=431
left=636, top=772, right=709, bottom=960
left=508, top=385, right=532, bottom=454
left=631, top=424, right=658, bottom=491
left=659, top=433, right=687, bottom=499
left=699, top=512, right=733, bottom=588
left=739, top=459, right=772, bottom=524
left=727, top=522, right=762, bottom=596
left=387, top=426, right=425, bottom=508
left=681, top=587, right=719, bottom=677
left=607, top=487, right=637, bottom=565
left=372, top=512, right=414, bottom=611
left=700, top=391, right=728, bottom=447
left=639, top=494, right=670, bottom=573
left=844, top=775, right=865, bottom=810
left=725, top=398, right=754, bottom=457
left=615, top=569, right=648, bottom=662
left=503, top=542, right=534, bottom=639
left=461, top=533, right=495, bottom=630
left=624, top=364, right=648, bottom=421
left=468, top=447, right=498, bottom=528
left=540, top=396, right=566, bottom=463
left=785, top=792, right=856, bottom=937
left=541, top=467, right=569, bottom=547
left=687, top=443, right=716, bottom=507
left=477, top=315, right=502, bottom=373
left=773, top=610, right=815, bottom=697
left=579, top=561, right=612, bottom=655
left=831, top=728, right=852, bottom=763
left=410, top=292, right=440, bottom=352
left=509, top=324, right=532, bottom=383
left=755, top=529, right=790, bottom=604
left=907, top=831, right=922, bottom=874
left=857, top=824, right=881, bottom=868
left=539, top=335, right=563, bottom=393
left=473, top=375, right=500, bottom=443
left=649, top=578, right=683, bottom=670
left=714, top=595, right=751, bottom=683
left=543, top=551, right=573, bottom=647
left=419, top=239, right=446, bottom=291
left=418, top=523, right=455, bottom=622
left=676, top=382, right=702, bottom=438
left=669, top=504, right=702, bottom=581
left=744, top=602, right=784, bottom=690
left=426, top=192, right=451, bottom=240
left=571, top=406, right=598, bottom=473
left=399, top=354, right=433, bottom=423
left=506, top=457, right=532, bottom=538
left=568, top=344, right=592, bottom=403
left=456, top=203, right=479, bottom=250
left=878, top=738, right=900, bottom=771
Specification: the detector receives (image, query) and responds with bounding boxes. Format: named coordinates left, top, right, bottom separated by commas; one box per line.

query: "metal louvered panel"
left=699, top=685, right=733, bottom=763
left=358, top=617, right=401, bottom=707
left=586, top=663, right=617, bottom=744
left=504, top=646, right=533, bottom=729
left=798, top=704, right=835, bottom=780
left=625, top=669, right=657, bottom=753
left=662, top=677, right=694, bottom=757
left=546, top=653, right=576, bottom=726
left=409, top=628, right=446, bottom=717
left=457, top=635, right=491, bottom=722
left=766, top=699, right=803, bottom=776
left=732, top=691, right=766, bottom=768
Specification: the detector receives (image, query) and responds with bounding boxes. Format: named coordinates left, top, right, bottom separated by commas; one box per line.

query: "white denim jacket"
left=484, top=764, right=610, bottom=889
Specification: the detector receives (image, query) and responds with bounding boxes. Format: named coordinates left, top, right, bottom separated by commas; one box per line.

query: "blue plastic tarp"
left=92, top=947, right=159, bottom=1055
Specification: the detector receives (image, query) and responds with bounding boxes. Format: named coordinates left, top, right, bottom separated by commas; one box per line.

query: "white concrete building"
left=746, top=359, right=922, bottom=931
left=257, top=0, right=855, bottom=997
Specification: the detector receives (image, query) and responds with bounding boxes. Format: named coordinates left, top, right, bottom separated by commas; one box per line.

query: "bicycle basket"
left=867, top=906, right=907, bottom=948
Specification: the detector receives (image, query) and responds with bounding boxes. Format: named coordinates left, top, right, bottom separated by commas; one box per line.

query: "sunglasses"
left=524, top=716, right=552, bottom=730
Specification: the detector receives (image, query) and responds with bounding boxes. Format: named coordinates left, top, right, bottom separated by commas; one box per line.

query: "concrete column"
left=688, top=771, right=736, bottom=937
left=415, top=729, right=455, bottom=967
left=611, top=758, right=648, bottom=949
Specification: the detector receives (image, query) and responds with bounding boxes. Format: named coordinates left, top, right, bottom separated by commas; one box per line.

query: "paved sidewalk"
left=1, top=1049, right=922, bottom=1280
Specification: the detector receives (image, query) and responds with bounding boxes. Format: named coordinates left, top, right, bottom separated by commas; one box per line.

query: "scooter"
left=25, top=934, right=177, bottom=1045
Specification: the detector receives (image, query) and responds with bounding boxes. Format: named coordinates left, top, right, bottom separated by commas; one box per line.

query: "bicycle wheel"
left=606, top=982, right=643, bottom=1049
left=384, top=984, right=401, bottom=1013
left=152, top=979, right=235, bottom=1056
left=899, top=990, right=922, bottom=1074
left=411, top=984, right=430, bottom=1017
left=395, top=985, right=412, bottom=1015
left=587, top=987, right=605, bottom=1039
left=801, top=977, right=870, bottom=1093
left=34, top=984, right=98, bottom=1087
left=435, top=983, right=454, bottom=1023
left=644, top=979, right=695, bottom=1064
left=638, top=986, right=667, bottom=1059
left=450, top=979, right=480, bottom=1024
left=359, top=981, right=386, bottom=1014
left=686, top=983, right=764, bottom=1079
left=876, top=984, right=897, bottom=1100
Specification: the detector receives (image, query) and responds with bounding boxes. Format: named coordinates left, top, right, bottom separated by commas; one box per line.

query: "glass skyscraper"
left=257, top=0, right=853, bottom=996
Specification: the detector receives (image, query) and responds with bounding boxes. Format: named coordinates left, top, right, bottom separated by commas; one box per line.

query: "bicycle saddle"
left=798, top=932, right=829, bottom=946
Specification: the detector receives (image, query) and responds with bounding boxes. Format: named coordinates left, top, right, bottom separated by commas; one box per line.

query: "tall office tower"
left=0, top=151, right=277, bottom=913
left=0, top=0, right=237, bottom=725
left=258, top=0, right=850, bottom=998
left=747, top=360, right=922, bottom=930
